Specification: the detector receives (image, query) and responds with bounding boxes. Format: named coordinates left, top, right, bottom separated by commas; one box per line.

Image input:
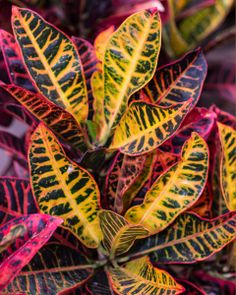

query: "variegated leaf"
left=94, top=26, right=115, bottom=62
left=29, top=123, right=102, bottom=248
left=127, top=212, right=236, bottom=263
left=108, top=256, right=184, bottom=295
left=12, top=7, right=88, bottom=123
left=178, top=0, right=234, bottom=49
left=0, top=177, right=38, bottom=224
left=110, top=99, right=192, bottom=155
left=142, top=49, right=207, bottom=108
left=102, top=8, right=161, bottom=137
left=99, top=210, right=149, bottom=258
left=160, top=107, right=215, bottom=154
left=0, top=29, right=36, bottom=92
left=0, top=214, right=62, bottom=290
left=4, top=103, right=36, bottom=127
left=211, top=105, right=236, bottom=129
left=1, top=85, right=87, bottom=152
left=3, top=243, right=93, bottom=295
left=105, top=152, right=147, bottom=213
left=125, top=132, right=209, bottom=234
left=217, top=122, right=236, bottom=210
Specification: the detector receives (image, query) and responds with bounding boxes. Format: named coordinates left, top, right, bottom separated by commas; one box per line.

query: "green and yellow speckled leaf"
left=110, top=99, right=192, bottom=155
left=128, top=212, right=236, bottom=264
left=178, top=0, right=234, bottom=48
left=29, top=123, right=102, bottom=248
left=91, top=70, right=107, bottom=141
left=99, top=210, right=149, bottom=258
left=1, top=84, right=87, bottom=153
left=142, top=49, right=207, bottom=107
left=108, top=256, right=184, bottom=295
left=217, top=122, right=236, bottom=210
left=12, top=7, right=88, bottom=123
left=102, top=8, right=161, bottom=138
left=125, top=132, right=209, bottom=234
left=94, top=26, right=115, bottom=62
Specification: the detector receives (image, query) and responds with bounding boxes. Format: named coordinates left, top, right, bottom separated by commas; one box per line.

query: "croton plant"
left=0, top=3, right=235, bottom=295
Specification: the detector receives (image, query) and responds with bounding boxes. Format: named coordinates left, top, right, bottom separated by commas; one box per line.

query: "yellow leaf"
left=125, top=132, right=209, bottom=234
left=102, top=8, right=161, bottom=139
left=29, top=124, right=102, bottom=248
left=110, top=100, right=192, bottom=155
left=12, top=7, right=88, bottom=123
left=108, top=256, right=184, bottom=295
left=94, top=26, right=115, bottom=62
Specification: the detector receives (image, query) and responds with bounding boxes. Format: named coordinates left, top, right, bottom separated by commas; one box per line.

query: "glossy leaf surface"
left=3, top=243, right=93, bottom=295
left=110, top=99, right=192, bottom=155
left=108, top=256, right=184, bottom=295
left=0, top=177, right=38, bottom=224
left=218, top=122, right=236, bottom=210
left=129, top=212, right=236, bottom=263
left=125, top=133, right=209, bottom=234
left=12, top=7, right=88, bottom=123
left=29, top=124, right=102, bottom=248
left=0, top=214, right=62, bottom=290
left=2, top=85, right=87, bottom=152
left=0, top=29, right=35, bottom=92
left=100, top=210, right=148, bottom=258
left=143, top=49, right=207, bottom=108
left=103, top=8, right=161, bottom=134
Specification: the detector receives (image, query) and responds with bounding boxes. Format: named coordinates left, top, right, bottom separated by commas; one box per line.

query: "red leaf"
left=0, top=30, right=36, bottom=92
left=0, top=177, right=39, bottom=225
left=0, top=214, right=63, bottom=290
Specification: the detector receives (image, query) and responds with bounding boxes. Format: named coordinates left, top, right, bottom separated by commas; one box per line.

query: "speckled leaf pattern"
left=12, top=7, right=88, bottom=123
left=130, top=212, right=236, bottom=263
left=110, top=100, right=192, bottom=155
left=0, top=177, right=38, bottom=224
left=178, top=0, right=234, bottom=48
left=108, top=256, right=184, bottom=295
left=29, top=123, right=102, bottom=248
left=0, top=30, right=36, bottom=92
left=105, top=152, right=147, bottom=213
left=142, top=49, right=207, bottom=108
left=2, top=85, right=87, bottom=153
left=2, top=243, right=93, bottom=295
left=160, top=107, right=215, bottom=154
left=0, top=214, right=62, bottom=290
left=125, top=133, right=209, bottom=234
left=217, top=122, right=236, bottom=210
left=103, top=8, right=161, bottom=135
left=99, top=210, right=149, bottom=258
